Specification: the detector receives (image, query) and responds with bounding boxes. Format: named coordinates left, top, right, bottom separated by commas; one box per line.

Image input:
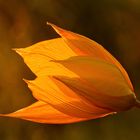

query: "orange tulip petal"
left=14, top=38, right=76, bottom=76
left=1, top=101, right=91, bottom=124
left=55, top=76, right=135, bottom=111
left=47, top=22, right=133, bottom=91
left=52, top=56, right=136, bottom=111
left=23, top=76, right=113, bottom=118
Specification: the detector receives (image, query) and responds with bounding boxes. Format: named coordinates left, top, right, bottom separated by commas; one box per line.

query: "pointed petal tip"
left=46, top=22, right=64, bottom=36
left=12, top=48, right=18, bottom=51
left=23, top=78, right=32, bottom=84
left=12, top=48, right=21, bottom=53
left=0, top=113, right=9, bottom=117
left=47, top=22, right=57, bottom=28
left=46, top=21, right=53, bottom=26
left=12, top=48, right=25, bottom=56
left=47, top=22, right=57, bottom=30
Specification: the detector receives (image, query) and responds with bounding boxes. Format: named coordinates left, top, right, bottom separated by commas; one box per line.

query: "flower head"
left=0, top=23, right=139, bottom=124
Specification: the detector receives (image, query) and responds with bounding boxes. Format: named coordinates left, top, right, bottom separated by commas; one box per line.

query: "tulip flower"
left=1, top=23, right=140, bottom=124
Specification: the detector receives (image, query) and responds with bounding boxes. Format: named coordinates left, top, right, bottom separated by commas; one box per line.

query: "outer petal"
left=47, top=23, right=133, bottom=91
left=14, top=38, right=76, bottom=76
left=1, top=101, right=90, bottom=124
left=52, top=56, right=136, bottom=111
left=24, top=76, right=113, bottom=118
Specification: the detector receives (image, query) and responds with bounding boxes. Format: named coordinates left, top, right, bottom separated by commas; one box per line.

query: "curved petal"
left=14, top=38, right=76, bottom=76
left=0, top=101, right=90, bottom=124
left=24, top=76, right=113, bottom=118
left=47, top=23, right=133, bottom=91
left=55, top=77, right=135, bottom=112
left=52, top=56, right=136, bottom=111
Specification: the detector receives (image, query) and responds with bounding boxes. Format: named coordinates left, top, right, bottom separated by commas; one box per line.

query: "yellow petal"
left=14, top=38, right=76, bottom=76
left=52, top=56, right=136, bottom=111
left=1, top=101, right=90, bottom=124
left=47, top=22, right=133, bottom=91
left=24, top=76, right=113, bottom=118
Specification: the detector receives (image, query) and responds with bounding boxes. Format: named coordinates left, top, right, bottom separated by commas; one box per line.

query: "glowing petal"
left=24, top=76, right=113, bottom=118
left=14, top=38, right=76, bottom=76
left=47, top=22, right=133, bottom=91
left=52, top=56, right=136, bottom=111
left=1, top=101, right=90, bottom=124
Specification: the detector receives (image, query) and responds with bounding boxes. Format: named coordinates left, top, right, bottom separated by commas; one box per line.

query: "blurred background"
left=0, top=0, right=140, bottom=140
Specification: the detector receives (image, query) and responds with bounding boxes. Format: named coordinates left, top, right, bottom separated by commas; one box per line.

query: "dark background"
left=0, top=0, right=140, bottom=140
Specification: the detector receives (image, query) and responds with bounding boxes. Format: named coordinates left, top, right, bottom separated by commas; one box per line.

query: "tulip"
left=1, top=23, right=140, bottom=124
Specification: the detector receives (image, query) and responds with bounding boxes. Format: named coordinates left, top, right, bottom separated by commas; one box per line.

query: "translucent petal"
left=24, top=76, right=113, bottom=118
left=47, top=22, right=133, bottom=91
left=0, top=101, right=90, bottom=124
left=52, top=56, right=136, bottom=111
left=14, top=38, right=76, bottom=76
